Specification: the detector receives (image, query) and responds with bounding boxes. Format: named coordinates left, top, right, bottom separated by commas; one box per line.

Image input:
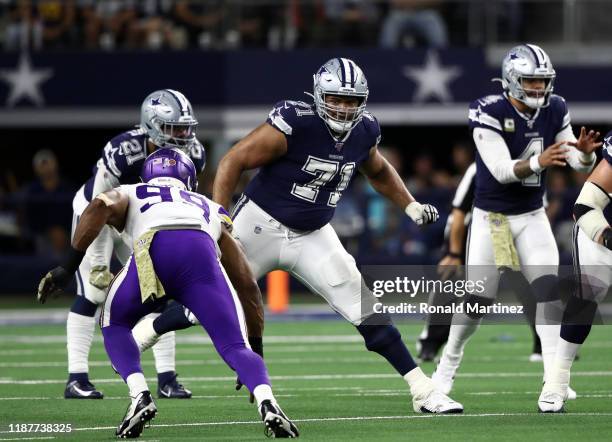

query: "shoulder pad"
left=266, top=100, right=315, bottom=136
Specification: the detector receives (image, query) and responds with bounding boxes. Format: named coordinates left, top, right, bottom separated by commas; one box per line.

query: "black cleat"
left=260, top=400, right=299, bottom=438
left=64, top=380, right=104, bottom=399
left=417, top=340, right=444, bottom=363
left=157, top=374, right=192, bottom=399
left=116, top=391, right=157, bottom=438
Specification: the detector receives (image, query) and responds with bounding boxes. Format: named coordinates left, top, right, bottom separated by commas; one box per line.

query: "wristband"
left=61, top=246, right=86, bottom=274
left=529, top=154, right=544, bottom=174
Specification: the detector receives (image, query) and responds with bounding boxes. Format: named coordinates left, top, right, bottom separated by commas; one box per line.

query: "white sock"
left=253, top=384, right=276, bottom=407
left=126, top=372, right=149, bottom=399
left=404, top=367, right=434, bottom=398
left=152, top=330, right=176, bottom=374
left=67, top=312, right=96, bottom=374
left=544, top=338, right=581, bottom=394
left=535, top=300, right=563, bottom=382
left=445, top=314, right=481, bottom=357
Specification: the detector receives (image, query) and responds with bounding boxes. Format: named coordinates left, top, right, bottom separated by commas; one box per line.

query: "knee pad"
left=562, top=296, right=598, bottom=327
left=531, top=274, right=560, bottom=303
left=561, top=323, right=592, bottom=345
left=463, top=294, right=494, bottom=320
left=356, top=315, right=401, bottom=352
left=70, top=295, right=98, bottom=316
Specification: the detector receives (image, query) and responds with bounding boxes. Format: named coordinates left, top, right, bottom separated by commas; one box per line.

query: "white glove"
left=405, top=201, right=439, bottom=226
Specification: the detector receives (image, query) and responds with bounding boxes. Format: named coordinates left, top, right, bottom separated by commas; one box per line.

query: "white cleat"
left=529, top=353, right=543, bottom=363
left=413, top=389, right=464, bottom=414
left=567, top=386, right=577, bottom=400
left=538, top=391, right=565, bottom=413
left=132, top=317, right=160, bottom=353
left=431, top=351, right=461, bottom=395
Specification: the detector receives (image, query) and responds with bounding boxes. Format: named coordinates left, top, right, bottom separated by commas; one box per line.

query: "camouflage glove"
left=37, top=267, right=72, bottom=304
left=236, top=337, right=263, bottom=403
left=89, top=265, right=114, bottom=290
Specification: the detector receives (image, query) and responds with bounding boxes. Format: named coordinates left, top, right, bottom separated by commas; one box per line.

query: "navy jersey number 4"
left=244, top=100, right=380, bottom=231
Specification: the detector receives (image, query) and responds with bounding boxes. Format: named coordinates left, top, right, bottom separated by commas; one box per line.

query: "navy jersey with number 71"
left=243, top=100, right=381, bottom=231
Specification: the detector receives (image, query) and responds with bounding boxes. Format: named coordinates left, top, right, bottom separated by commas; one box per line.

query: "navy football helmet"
left=141, top=148, right=198, bottom=191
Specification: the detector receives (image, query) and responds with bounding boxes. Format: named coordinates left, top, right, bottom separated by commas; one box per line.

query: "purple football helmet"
left=141, top=148, right=198, bottom=191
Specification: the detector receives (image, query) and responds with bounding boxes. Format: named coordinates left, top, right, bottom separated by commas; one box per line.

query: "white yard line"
left=0, top=371, right=611, bottom=385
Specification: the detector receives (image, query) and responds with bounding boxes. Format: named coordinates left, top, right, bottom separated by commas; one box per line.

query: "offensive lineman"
left=64, top=89, right=204, bottom=399
left=209, top=58, right=462, bottom=413
left=432, top=44, right=601, bottom=405
left=38, top=149, right=298, bottom=438
left=538, top=133, right=612, bottom=412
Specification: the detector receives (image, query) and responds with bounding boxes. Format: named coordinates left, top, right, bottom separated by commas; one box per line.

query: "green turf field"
left=0, top=320, right=610, bottom=441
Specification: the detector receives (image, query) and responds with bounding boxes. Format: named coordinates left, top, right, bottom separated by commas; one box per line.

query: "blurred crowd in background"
left=1, top=0, right=611, bottom=52
left=0, top=141, right=588, bottom=275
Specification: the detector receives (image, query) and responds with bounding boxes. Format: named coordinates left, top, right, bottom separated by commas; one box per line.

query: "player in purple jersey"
left=432, top=44, right=602, bottom=409
left=205, top=57, right=462, bottom=414
left=539, top=133, right=612, bottom=412
left=64, top=89, right=204, bottom=399
left=38, top=149, right=298, bottom=439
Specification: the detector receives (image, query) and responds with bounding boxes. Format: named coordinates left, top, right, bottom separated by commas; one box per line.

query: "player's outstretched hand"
left=568, top=126, right=602, bottom=155
left=539, top=141, right=570, bottom=168
left=37, top=266, right=72, bottom=304
left=405, top=201, right=439, bottom=226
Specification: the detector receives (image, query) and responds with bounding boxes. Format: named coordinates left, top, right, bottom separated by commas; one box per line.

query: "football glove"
left=37, top=266, right=72, bottom=304
left=405, top=201, right=439, bottom=226
left=236, top=337, right=263, bottom=403
left=89, top=265, right=114, bottom=290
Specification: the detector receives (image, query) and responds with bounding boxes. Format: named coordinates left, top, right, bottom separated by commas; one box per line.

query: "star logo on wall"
left=403, top=51, right=462, bottom=103
left=0, top=52, right=53, bottom=107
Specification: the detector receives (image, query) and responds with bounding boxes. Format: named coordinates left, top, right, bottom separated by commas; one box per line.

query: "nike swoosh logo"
left=159, top=388, right=171, bottom=398
left=73, top=385, right=94, bottom=396
left=540, top=401, right=554, bottom=404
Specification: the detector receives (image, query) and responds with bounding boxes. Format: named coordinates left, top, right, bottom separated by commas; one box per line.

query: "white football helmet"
left=500, top=44, right=556, bottom=109
left=140, top=89, right=198, bottom=151
left=310, top=58, right=369, bottom=134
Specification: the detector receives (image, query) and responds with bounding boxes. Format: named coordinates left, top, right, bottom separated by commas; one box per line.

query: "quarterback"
left=432, top=44, right=601, bottom=407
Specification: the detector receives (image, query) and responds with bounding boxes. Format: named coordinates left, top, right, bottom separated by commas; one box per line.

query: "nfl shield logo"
left=335, top=142, right=344, bottom=151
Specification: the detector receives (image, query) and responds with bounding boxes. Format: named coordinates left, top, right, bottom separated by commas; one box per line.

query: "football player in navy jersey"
left=432, top=44, right=602, bottom=406
left=538, top=134, right=612, bottom=412
left=64, top=89, right=205, bottom=399
left=208, top=57, right=462, bottom=413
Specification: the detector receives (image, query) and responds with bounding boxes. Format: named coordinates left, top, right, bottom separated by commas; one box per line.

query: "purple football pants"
left=100, top=229, right=270, bottom=392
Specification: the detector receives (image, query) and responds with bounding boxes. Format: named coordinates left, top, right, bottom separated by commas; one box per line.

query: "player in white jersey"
left=432, top=44, right=602, bottom=406
left=538, top=134, right=612, bottom=412
left=38, top=149, right=298, bottom=438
